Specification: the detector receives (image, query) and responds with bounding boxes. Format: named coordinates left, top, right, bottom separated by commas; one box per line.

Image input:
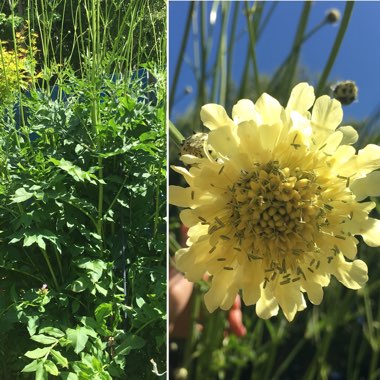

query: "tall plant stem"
left=239, top=2, right=264, bottom=99
left=210, top=2, right=229, bottom=105
left=10, top=0, right=34, bottom=152
left=280, top=1, right=311, bottom=100
left=244, top=2, right=261, bottom=96
left=183, top=285, right=202, bottom=376
left=40, top=249, right=59, bottom=288
left=169, top=2, right=194, bottom=113
left=315, top=1, right=354, bottom=97
left=225, top=2, right=239, bottom=104
left=169, top=120, right=185, bottom=150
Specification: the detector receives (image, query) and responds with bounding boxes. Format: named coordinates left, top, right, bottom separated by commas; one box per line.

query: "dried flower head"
left=170, top=83, right=380, bottom=321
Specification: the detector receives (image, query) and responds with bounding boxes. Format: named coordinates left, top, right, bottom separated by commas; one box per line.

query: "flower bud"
left=331, top=80, right=358, bottom=105
left=326, top=8, right=341, bottom=24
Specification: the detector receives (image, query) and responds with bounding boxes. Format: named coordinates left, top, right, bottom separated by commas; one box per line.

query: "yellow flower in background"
left=170, top=83, right=380, bottom=322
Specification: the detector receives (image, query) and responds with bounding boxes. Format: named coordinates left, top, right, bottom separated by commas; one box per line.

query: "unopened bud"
left=331, top=80, right=358, bottom=106
left=326, top=9, right=341, bottom=24
left=174, top=367, right=188, bottom=380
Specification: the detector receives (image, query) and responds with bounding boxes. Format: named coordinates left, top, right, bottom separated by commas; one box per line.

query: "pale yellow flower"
left=170, top=83, right=380, bottom=322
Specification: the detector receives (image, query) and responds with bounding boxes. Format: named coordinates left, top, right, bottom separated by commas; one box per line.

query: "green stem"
left=153, top=163, right=163, bottom=240
left=281, top=1, right=312, bottom=100
left=169, top=2, right=195, bottom=114
left=210, top=2, right=229, bottom=104
left=53, top=245, right=64, bottom=283
left=169, top=120, right=185, bottom=150
left=103, top=176, right=128, bottom=219
left=0, top=264, right=44, bottom=284
left=272, top=339, right=306, bottom=380
left=244, top=2, right=260, bottom=96
left=183, top=285, right=202, bottom=375
left=315, top=1, right=354, bottom=97
left=169, top=233, right=182, bottom=256
left=40, top=248, right=59, bottom=288
left=195, top=309, right=226, bottom=379
left=226, top=3, right=239, bottom=103
left=256, top=2, right=278, bottom=40
left=198, top=2, right=208, bottom=110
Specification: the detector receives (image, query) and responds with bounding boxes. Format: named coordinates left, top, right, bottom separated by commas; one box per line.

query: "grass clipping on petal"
left=170, top=83, right=380, bottom=322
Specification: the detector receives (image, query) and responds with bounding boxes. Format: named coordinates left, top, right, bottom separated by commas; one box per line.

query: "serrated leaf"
left=21, top=359, right=40, bottom=372
left=61, top=372, right=79, bottom=380
left=95, top=303, right=112, bottom=323
left=66, top=328, right=88, bottom=354
left=44, top=359, right=59, bottom=376
left=135, top=297, right=145, bottom=308
left=36, top=361, right=48, bottom=380
left=25, top=346, right=50, bottom=359
left=27, top=315, right=39, bottom=336
left=115, top=333, right=145, bottom=356
left=37, top=235, right=46, bottom=250
left=50, top=349, right=68, bottom=367
left=71, top=277, right=90, bottom=292
left=23, top=235, right=37, bottom=247
left=95, top=283, right=107, bottom=295
left=31, top=334, right=58, bottom=345
left=39, top=327, right=65, bottom=338
left=50, top=158, right=97, bottom=184
left=11, top=187, right=34, bottom=203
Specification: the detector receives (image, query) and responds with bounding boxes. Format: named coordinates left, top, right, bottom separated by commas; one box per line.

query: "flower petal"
left=259, top=123, right=283, bottom=152
left=311, top=96, right=343, bottom=144
left=350, top=171, right=380, bottom=201
left=171, top=165, right=194, bottom=186
left=208, top=125, right=240, bottom=158
left=175, top=245, right=209, bottom=282
left=201, top=104, right=233, bottom=130
left=255, top=93, right=283, bottom=125
left=286, top=82, right=315, bottom=115
left=232, top=99, right=262, bottom=124
left=241, top=262, right=264, bottom=305
left=338, top=125, right=358, bottom=145
left=332, top=255, right=368, bottom=290
left=204, top=270, right=239, bottom=312
left=275, top=284, right=306, bottom=322
left=358, top=217, right=380, bottom=247
left=302, top=282, right=324, bottom=305
left=256, top=286, right=279, bottom=319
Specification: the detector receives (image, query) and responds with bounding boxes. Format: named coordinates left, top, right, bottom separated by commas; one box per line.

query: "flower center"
left=228, top=161, right=325, bottom=255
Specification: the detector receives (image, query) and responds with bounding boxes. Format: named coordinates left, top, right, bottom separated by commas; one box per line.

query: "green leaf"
left=11, top=187, right=34, bottom=203
left=50, top=157, right=98, bottom=184
left=66, top=327, right=89, bottom=354
left=44, top=359, right=59, bottom=376
left=50, top=349, right=68, bottom=367
left=115, top=333, right=145, bottom=356
left=36, top=361, right=48, bottom=380
left=39, top=327, right=65, bottom=338
left=61, top=372, right=79, bottom=380
left=37, top=235, right=47, bottom=250
left=23, top=235, right=38, bottom=247
left=95, top=283, right=108, bottom=296
left=95, top=303, right=113, bottom=323
left=31, top=334, right=58, bottom=345
left=27, top=315, right=39, bottom=336
left=71, top=277, right=91, bottom=292
left=136, top=297, right=145, bottom=308
left=24, top=346, right=50, bottom=359
left=21, top=359, right=40, bottom=372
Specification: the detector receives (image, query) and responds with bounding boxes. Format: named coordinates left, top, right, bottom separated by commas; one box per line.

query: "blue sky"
left=169, top=1, right=380, bottom=125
